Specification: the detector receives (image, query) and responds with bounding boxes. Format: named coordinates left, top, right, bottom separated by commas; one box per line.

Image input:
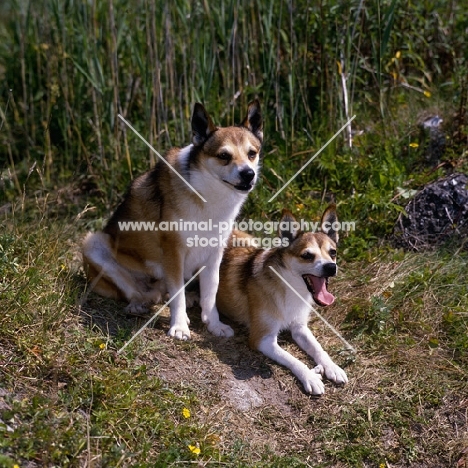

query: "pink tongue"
left=311, top=276, right=335, bottom=306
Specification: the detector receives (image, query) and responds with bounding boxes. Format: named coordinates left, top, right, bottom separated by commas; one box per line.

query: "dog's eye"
left=329, top=249, right=337, bottom=258
left=301, top=252, right=315, bottom=261
left=247, top=149, right=257, bottom=160
left=217, top=152, right=231, bottom=161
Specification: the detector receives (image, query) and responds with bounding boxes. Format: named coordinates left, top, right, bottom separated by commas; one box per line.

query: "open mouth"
left=223, top=180, right=254, bottom=192
left=302, top=275, right=335, bottom=306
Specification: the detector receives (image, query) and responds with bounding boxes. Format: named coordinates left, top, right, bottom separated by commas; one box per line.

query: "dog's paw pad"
left=168, top=325, right=191, bottom=341
left=207, top=322, right=234, bottom=338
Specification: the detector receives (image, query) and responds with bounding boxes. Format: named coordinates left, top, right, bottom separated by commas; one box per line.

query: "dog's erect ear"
left=241, top=99, right=263, bottom=143
left=192, top=103, right=218, bottom=146
left=321, top=204, right=339, bottom=244
left=278, top=209, right=300, bottom=244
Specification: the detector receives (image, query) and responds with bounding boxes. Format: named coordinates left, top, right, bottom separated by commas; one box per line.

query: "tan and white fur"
left=217, top=205, right=348, bottom=394
left=82, top=101, right=263, bottom=340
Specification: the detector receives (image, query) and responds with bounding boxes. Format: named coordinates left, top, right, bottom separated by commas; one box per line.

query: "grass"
left=1, top=0, right=468, bottom=466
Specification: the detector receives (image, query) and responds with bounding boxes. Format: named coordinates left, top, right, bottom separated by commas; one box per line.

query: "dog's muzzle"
left=226, top=168, right=256, bottom=191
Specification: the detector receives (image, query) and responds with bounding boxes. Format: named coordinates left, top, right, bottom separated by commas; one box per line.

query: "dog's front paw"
left=168, top=323, right=191, bottom=341
left=301, top=369, right=325, bottom=395
left=207, top=321, right=234, bottom=338
left=322, top=362, right=348, bottom=385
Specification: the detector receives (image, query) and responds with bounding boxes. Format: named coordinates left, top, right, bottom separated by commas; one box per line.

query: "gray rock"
left=393, top=173, right=468, bottom=250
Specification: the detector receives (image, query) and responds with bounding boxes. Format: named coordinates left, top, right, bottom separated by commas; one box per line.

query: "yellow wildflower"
left=395, top=51, right=401, bottom=59
left=423, top=90, right=431, bottom=98
left=99, top=343, right=106, bottom=350
left=182, top=407, right=191, bottom=418
left=409, top=142, right=419, bottom=148
left=188, top=444, right=201, bottom=455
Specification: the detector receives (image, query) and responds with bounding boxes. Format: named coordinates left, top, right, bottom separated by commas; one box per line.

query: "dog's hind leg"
left=82, top=232, right=155, bottom=314
left=126, top=278, right=167, bottom=315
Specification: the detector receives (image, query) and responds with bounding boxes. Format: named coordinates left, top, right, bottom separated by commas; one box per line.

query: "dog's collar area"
left=302, top=274, right=335, bottom=306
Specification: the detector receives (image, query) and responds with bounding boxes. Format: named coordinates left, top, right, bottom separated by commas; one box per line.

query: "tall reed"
left=0, top=0, right=466, bottom=203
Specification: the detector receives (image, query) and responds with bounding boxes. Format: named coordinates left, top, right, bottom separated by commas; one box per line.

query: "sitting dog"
left=82, top=101, right=263, bottom=340
left=216, top=205, right=348, bottom=394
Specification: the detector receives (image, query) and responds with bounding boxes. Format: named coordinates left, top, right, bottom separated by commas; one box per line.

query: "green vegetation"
left=1, top=0, right=467, bottom=466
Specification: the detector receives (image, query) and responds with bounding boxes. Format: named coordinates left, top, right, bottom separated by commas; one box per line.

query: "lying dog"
left=217, top=205, right=348, bottom=394
left=82, top=101, right=263, bottom=340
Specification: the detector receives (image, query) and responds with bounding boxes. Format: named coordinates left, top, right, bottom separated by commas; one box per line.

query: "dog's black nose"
left=239, top=168, right=255, bottom=184
left=323, top=263, right=337, bottom=277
